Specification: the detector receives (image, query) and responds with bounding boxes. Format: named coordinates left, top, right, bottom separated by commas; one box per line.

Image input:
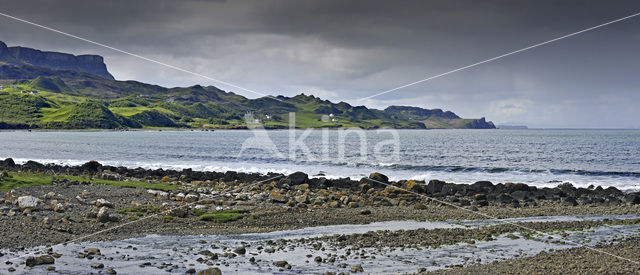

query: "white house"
left=30, top=91, right=39, bottom=95
left=329, top=113, right=334, bottom=117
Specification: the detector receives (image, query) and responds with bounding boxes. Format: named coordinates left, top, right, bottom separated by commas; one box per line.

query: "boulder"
left=18, top=196, right=39, bottom=209
left=286, top=172, right=308, bottom=185
left=25, top=255, right=54, bottom=267
left=426, top=180, right=445, bottom=194
left=368, top=172, right=389, bottom=183
left=625, top=193, right=640, bottom=204
left=95, top=199, right=113, bottom=208
left=405, top=180, right=424, bottom=193
left=233, top=247, right=246, bottom=255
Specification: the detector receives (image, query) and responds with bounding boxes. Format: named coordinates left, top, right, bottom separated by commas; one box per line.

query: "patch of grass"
left=198, top=209, right=247, bottom=223
left=192, top=208, right=207, bottom=216
left=117, top=206, right=162, bottom=215
left=0, top=172, right=177, bottom=191
left=0, top=172, right=52, bottom=191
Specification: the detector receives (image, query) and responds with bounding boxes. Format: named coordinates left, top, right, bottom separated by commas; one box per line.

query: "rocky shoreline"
left=1, top=159, right=640, bottom=273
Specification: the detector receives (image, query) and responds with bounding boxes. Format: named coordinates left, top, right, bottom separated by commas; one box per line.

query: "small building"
left=265, top=114, right=271, bottom=119
left=0, top=85, right=3, bottom=89
left=332, top=118, right=338, bottom=122
left=30, top=91, right=39, bottom=95
left=21, top=90, right=28, bottom=94
left=329, top=113, right=334, bottom=117
left=165, top=98, right=175, bottom=103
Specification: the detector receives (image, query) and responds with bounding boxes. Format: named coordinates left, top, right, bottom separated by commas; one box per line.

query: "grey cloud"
left=1, top=0, right=640, bottom=127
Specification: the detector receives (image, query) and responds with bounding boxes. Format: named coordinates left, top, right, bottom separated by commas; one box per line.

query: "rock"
left=106, top=268, right=117, bottom=274
left=369, top=172, right=389, bottom=183
left=169, top=207, right=187, bottom=218
left=269, top=192, right=288, bottom=203
left=273, top=260, right=290, bottom=268
left=625, top=193, right=640, bottom=204
left=97, top=206, right=112, bottom=222
left=90, top=262, right=104, bottom=268
left=186, top=268, right=196, bottom=274
left=233, top=247, right=246, bottom=255
left=81, top=160, right=103, bottom=172
left=287, top=172, right=308, bottom=185
left=563, top=197, right=578, bottom=206
left=84, top=248, right=101, bottom=255
left=25, top=255, right=54, bottom=267
left=95, top=199, right=113, bottom=208
left=360, top=209, right=372, bottom=215
left=426, top=180, right=445, bottom=194
left=197, top=267, right=222, bottom=275
left=54, top=203, right=65, bottom=212
left=314, top=256, right=322, bottom=262
left=17, top=196, right=39, bottom=209
left=405, top=180, right=424, bottom=193
left=294, top=194, right=309, bottom=204
left=184, top=194, right=199, bottom=203
left=45, top=266, right=55, bottom=271
left=351, top=265, right=364, bottom=272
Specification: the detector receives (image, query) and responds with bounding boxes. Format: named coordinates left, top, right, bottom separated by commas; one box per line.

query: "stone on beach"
left=18, top=196, right=39, bottom=209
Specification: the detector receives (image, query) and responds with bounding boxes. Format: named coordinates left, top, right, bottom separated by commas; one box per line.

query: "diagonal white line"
left=0, top=11, right=283, bottom=102
left=362, top=177, right=640, bottom=265
left=358, top=11, right=640, bottom=101
left=7, top=174, right=283, bottom=262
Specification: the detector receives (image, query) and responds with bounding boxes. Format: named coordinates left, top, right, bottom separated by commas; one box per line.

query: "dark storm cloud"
left=1, top=0, right=640, bottom=127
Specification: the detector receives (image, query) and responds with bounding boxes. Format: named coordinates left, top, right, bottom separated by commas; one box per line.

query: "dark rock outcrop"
left=0, top=41, right=114, bottom=79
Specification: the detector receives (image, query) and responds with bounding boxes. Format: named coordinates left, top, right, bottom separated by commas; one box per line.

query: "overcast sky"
left=1, top=0, right=640, bottom=128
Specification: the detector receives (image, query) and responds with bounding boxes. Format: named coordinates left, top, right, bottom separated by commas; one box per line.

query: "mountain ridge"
left=0, top=41, right=114, bottom=79
left=0, top=42, right=495, bottom=130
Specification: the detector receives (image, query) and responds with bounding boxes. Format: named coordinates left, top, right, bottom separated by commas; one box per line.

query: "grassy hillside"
left=0, top=63, right=495, bottom=130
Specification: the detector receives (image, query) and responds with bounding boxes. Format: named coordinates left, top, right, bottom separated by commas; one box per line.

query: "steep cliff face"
left=465, top=117, right=496, bottom=129
left=0, top=41, right=114, bottom=79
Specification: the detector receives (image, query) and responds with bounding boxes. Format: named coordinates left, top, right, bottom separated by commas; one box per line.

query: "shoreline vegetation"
left=1, top=159, right=640, bottom=273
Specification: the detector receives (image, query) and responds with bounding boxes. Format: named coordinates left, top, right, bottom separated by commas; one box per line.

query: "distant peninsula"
left=0, top=41, right=495, bottom=130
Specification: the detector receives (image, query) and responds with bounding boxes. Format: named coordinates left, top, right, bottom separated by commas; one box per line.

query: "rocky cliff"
left=0, top=41, right=114, bottom=79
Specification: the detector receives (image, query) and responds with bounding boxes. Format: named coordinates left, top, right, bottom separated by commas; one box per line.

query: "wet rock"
left=426, top=180, right=445, bottom=194
left=233, top=246, right=246, bottom=255
left=625, top=193, right=640, bottom=204
left=25, top=255, right=54, bottom=266
left=286, top=172, right=308, bottom=185
left=351, top=265, right=364, bottom=272
left=314, top=256, right=322, bottom=262
left=197, top=267, right=222, bottom=275
left=273, top=260, right=291, bottom=269
left=185, top=268, right=196, bottom=273
left=405, top=180, right=424, bottom=193
left=18, top=196, right=39, bottom=209
left=91, top=262, right=104, bottom=268
left=368, top=172, right=389, bottom=183
left=106, top=268, right=117, bottom=274
left=84, top=248, right=101, bottom=255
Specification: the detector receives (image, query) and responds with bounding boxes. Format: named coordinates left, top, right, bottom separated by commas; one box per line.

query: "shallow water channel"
left=2, top=214, right=639, bottom=274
